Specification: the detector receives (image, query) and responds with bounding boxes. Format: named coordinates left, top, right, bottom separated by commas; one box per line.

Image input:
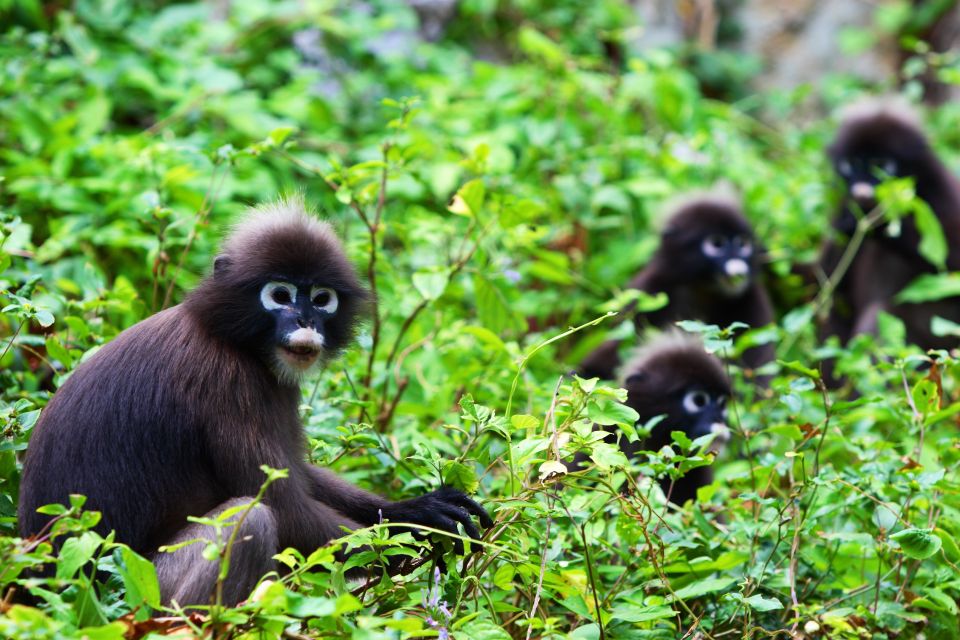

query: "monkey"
left=619, top=334, right=732, bottom=505
left=17, top=198, right=492, bottom=607
left=818, top=99, right=960, bottom=361
left=572, top=333, right=732, bottom=506
left=578, top=192, right=775, bottom=382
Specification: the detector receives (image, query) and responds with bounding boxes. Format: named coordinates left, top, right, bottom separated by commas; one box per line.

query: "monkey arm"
left=305, top=466, right=492, bottom=547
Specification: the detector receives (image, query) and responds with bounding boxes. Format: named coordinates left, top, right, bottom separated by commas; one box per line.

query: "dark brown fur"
left=18, top=199, right=491, bottom=606
left=819, top=101, right=960, bottom=364
left=579, top=194, right=775, bottom=380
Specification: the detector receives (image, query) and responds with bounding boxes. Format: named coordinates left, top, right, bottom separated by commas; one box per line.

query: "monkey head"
left=620, top=333, right=732, bottom=454
left=658, top=195, right=758, bottom=298
left=829, top=99, right=931, bottom=217
left=186, top=199, right=367, bottom=384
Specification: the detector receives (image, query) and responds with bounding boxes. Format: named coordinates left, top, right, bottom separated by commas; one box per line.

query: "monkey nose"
left=710, top=422, right=730, bottom=442
left=724, top=258, right=748, bottom=277
left=851, top=182, right=875, bottom=202
left=296, top=316, right=308, bottom=329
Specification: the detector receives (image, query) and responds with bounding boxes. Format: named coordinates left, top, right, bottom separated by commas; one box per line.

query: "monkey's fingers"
left=439, top=504, right=483, bottom=543
left=433, top=486, right=494, bottom=529
left=450, top=494, right=494, bottom=529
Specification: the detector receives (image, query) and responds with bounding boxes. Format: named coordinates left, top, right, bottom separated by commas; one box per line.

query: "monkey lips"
left=716, top=258, right=750, bottom=297
left=278, top=328, right=325, bottom=370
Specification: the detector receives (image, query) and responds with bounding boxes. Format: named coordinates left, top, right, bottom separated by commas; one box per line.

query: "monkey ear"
left=214, top=254, right=232, bottom=276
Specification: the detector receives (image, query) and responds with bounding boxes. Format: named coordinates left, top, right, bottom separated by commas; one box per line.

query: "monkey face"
left=639, top=386, right=730, bottom=454
left=699, top=231, right=754, bottom=297
left=259, top=279, right=341, bottom=379
left=835, top=154, right=899, bottom=210
left=660, top=201, right=758, bottom=299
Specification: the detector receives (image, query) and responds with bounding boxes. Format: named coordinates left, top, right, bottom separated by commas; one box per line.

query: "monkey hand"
left=383, top=487, right=493, bottom=555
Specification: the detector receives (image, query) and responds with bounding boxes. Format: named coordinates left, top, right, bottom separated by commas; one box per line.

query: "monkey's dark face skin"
left=658, top=203, right=758, bottom=299
left=257, top=278, right=341, bottom=381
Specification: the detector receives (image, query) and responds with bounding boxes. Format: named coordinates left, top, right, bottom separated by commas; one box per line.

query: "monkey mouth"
left=716, top=274, right=749, bottom=297
left=278, top=343, right=323, bottom=367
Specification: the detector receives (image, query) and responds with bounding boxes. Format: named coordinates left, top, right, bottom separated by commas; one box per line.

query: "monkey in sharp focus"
left=590, top=333, right=733, bottom=506
left=578, top=191, right=775, bottom=381
left=18, top=199, right=492, bottom=607
left=819, top=99, right=960, bottom=358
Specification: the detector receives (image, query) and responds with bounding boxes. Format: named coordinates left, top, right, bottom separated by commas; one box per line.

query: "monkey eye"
left=310, top=286, right=339, bottom=314
left=260, top=281, right=297, bottom=311
left=701, top=235, right=727, bottom=257
left=682, top=390, right=710, bottom=413
left=732, top=236, right=753, bottom=256
left=838, top=159, right=852, bottom=177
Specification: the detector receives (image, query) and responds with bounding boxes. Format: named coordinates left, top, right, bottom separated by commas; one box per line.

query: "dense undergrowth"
left=3, top=1, right=960, bottom=638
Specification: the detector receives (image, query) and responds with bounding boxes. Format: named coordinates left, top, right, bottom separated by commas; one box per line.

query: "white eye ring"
left=702, top=235, right=726, bottom=258
left=261, top=282, right=297, bottom=311
left=838, top=159, right=852, bottom=177
left=683, top=390, right=710, bottom=413
left=734, top=236, right=753, bottom=257
left=310, top=286, right=339, bottom=314
left=883, top=159, right=897, bottom=175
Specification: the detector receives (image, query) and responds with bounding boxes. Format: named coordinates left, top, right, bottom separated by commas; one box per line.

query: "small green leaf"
left=891, top=527, right=942, bottom=559
left=587, top=399, right=639, bottom=428
left=745, top=594, right=783, bottom=612
left=896, top=273, right=960, bottom=304
left=413, top=269, right=448, bottom=301
left=118, top=547, right=161, bottom=610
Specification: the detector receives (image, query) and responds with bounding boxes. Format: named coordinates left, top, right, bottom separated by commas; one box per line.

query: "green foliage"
left=3, top=2, right=960, bottom=638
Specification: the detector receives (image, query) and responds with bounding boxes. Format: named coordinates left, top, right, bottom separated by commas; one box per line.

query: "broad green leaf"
left=745, top=594, right=783, bottom=612
left=57, top=532, right=101, bottom=580
left=443, top=460, right=480, bottom=493
left=669, top=577, right=737, bottom=601
left=913, top=202, right=947, bottom=269
left=610, top=603, right=677, bottom=622
left=891, top=527, right=942, bottom=559
left=895, top=273, right=960, bottom=303
left=412, top=269, right=448, bottom=301
left=118, top=547, right=161, bottom=610
left=587, top=399, right=639, bottom=428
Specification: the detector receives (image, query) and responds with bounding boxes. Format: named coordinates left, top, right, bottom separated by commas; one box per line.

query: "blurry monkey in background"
left=819, top=99, right=960, bottom=357
left=19, top=199, right=491, bottom=607
left=576, top=333, right=733, bottom=506
left=579, top=191, right=774, bottom=382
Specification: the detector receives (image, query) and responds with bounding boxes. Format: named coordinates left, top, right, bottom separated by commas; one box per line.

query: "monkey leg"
left=152, top=497, right=278, bottom=608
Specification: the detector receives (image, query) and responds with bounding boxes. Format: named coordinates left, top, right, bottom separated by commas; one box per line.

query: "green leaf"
left=891, top=527, right=942, bottom=559
left=57, top=532, right=101, bottom=580
left=610, top=603, right=677, bottom=622
left=669, top=577, right=737, bottom=601
left=493, top=564, right=515, bottom=590
left=587, top=399, right=639, bottom=428
left=412, top=269, right=448, bottom=301
left=118, top=547, right=161, bottom=610
left=589, top=442, right=629, bottom=470
left=442, top=460, right=480, bottom=493
left=895, top=273, right=960, bottom=304
left=745, top=594, right=783, bottom=612
left=914, top=196, right=947, bottom=270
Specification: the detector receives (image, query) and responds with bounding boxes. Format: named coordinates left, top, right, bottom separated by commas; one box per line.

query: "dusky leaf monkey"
left=819, top=99, right=960, bottom=357
left=18, top=199, right=492, bottom=606
left=579, top=191, right=774, bottom=381
left=618, top=334, right=732, bottom=505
